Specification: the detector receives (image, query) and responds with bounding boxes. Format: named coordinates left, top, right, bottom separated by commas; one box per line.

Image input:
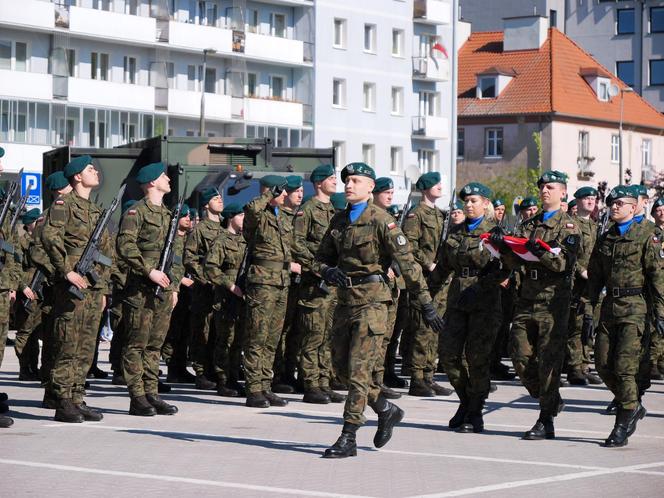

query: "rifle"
left=0, top=168, right=23, bottom=264
left=597, top=208, right=610, bottom=237
left=155, top=180, right=187, bottom=301
left=390, top=194, right=415, bottom=278
left=225, top=236, right=252, bottom=320
left=21, top=269, right=45, bottom=312
left=68, top=184, right=126, bottom=300
left=10, top=183, right=32, bottom=233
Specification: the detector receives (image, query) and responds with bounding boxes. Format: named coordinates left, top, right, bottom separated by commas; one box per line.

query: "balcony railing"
left=244, top=98, right=303, bottom=127
left=68, top=78, right=155, bottom=112
left=68, top=6, right=156, bottom=43
left=412, top=56, right=450, bottom=81
left=0, top=69, right=53, bottom=101
left=577, top=156, right=596, bottom=178
left=414, top=0, right=451, bottom=25
left=0, top=0, right=54, bottom=29
left=412, top=115, right=449, bottom=139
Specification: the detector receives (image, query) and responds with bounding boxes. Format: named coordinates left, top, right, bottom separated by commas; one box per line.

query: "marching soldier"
left=314, top=162, right=445, bottom=458
left=650, top=199, right=664, bottom=380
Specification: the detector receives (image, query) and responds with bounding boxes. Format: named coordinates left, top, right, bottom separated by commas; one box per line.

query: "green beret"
left=330, top=192, right=347, bottom=210
left=634, top=184, right=649, bottom=198
left=519, top=196, right=538, bottom=210
left=0, top=146, right=4, bottom=158
left=285, top=175, right=303, bottom=192
left=310, top=164, right=335, bottom=183
left=415, top=172, right=441, bottom=191
left=651, top=198, right=664, bottom=215
left=45, top=171, right=69, bottom=191
left=179, top=203, right=190, bottom=219
left=574, top=186, right=598, bottom=199
left=537, top=170, right=568, bottom=187
left=200, top=187, right=221, bottom=206
left=373, top=177, right=394, bottom=193
left=459, top=182, right=492, bottom=200
left=22, top=208, right=41, bottom=225
left=189, top=207, right=198, bottom=219
left=568, top=199, right=577, bottom=210
left=222, top=203, right=244, bottom=218
left=340, top=162, right=375, bottom=183
left=121, top=199, right=137, bottom=213
left=606, top=185, right=638, bottom=205
left=64, top=155, right=93, bottom=178
left=387, top=205, right=400, bottom=217
left=260, top=174, right=287, bottom=189
left=492, top=199, right=504, bottom=208
left=136, top=161, right=166, bottom=184
left=452, top=199, right=464, bottom=211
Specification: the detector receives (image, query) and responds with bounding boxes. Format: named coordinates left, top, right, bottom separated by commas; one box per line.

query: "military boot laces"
left=321, top=387, right=346, bottom=403
left=54, top=399, right=84, bottom=423
left=75, top=401, right=103, bottom=421
left=129, top=395, right=157, bottom=417
left=145, top=394, right=178, bottom=415
left=523, top=413, right=554, bottom=440
left=262, top=390, right=288, bottom=407
left=372, top=397, right=405, bottom=449
left=605, top=407, right=632, bottom=448
left=322, top=423, right=359, bottom=459
left=0, top=414, right=13, bottom=428
left=302, top=387, right=330, bottom=405
left=449, top=397, right=468, bottom=429
left=457, top=398, right=485, bottom=433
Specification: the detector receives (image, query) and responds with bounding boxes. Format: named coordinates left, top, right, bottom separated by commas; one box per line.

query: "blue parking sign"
left=22, top=172, right=41, bottom=206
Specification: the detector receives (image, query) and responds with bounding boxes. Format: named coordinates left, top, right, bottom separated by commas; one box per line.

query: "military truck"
left=42, top=136, right=335, bottom=227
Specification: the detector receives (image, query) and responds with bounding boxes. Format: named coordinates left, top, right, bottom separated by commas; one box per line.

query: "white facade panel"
left=168, top=89, right=232, bottom=121
left=244, top=98, right=303, bottom=127
left=69, top=6, right=157, bottom=44
left=0, top=0, right=54, bottom=30
left=68, top=78, right=155, bottom=112
left=0, top=69, right=52, bottom=101
left=167, top=21, right=233, bottom=54
left=244, top=32, right=304, bottom=64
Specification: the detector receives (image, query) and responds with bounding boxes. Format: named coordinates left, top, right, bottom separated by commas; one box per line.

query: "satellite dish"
left=608, top=84, right=620, bottom=98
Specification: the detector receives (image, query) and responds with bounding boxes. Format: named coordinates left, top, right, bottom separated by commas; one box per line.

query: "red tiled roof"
left=458, top=29, right=664, bottom=131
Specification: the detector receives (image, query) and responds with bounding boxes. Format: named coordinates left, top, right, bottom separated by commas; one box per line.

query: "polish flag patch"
left=387, top=222, right=397, bottom=230
left=566, top=223, right=575, bottom=228
left=480, top=233, right=561, bottom=262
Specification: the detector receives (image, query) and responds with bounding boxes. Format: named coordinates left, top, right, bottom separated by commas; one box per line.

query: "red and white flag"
left=479, top=234, right=561, bottom=262
left=431, top=42, right=449, bottom=59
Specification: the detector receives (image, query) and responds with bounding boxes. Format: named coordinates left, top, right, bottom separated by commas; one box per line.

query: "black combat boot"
left=321, top=387, right=346, bottom=403
left=87, top=365, right=108, bottom=379
left=371, top=395, right=405, bottom=448
left=426, top=377, right=453, bottom=396
left=523, top=412, right=554, bottom=440
left=195, top=375, right=217, bottom=390
left=0, top=414, right=13, bottom=428
left=111, top=372, right=127, bottom=385
left=302, top=388, right=330, bottom=404
left=605, top=407, right=632, bottom=447
left=216, top=383, right=240, bottom=397
left=626, top=402, right=646, bottom=438
left=457, top=398, right=484, bottom=433
left=157, top=381, right=171, bottom=394
left=379, top=383, right=402, bottom=400
left=567, top=369, right=588, bottom=386
left=584, top=369, right=603, bottom=385
left=19, top=365, right=39, bottom=381
left=129, top=395, right=157, bottom=416
left=329, top=378, right=348, bottom=391
left=227, top=379, right=246, bottom=397
left=146, top=394, right=178, bottom=415
left=490, top=361, right=516, bottom=381
left=408, top=378, right=435, bottom=397
left=245, top=391, right=270, bottom=408
left=54, top=399, right=84, bottom=423
left=262, top=390, right=288, bottom=407
left=322, top=422, right=359, bottom=458
left=384, top=357, right=407, bottom=388
left=271, top=380, right=295, bottom=394
left=449, top=395, right=468, bottom=429
left=605, top=398, right=618, bottom=415
left=167, top=368, right=196, bottom=384
left=649, top=365, right=664, bottom=381
left=75, top=401, right=103, bottom=421
left=42, top=390, right=58, bottom=410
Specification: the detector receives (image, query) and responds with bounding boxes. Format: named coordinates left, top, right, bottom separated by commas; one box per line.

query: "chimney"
left=503, top=15, right=548, bottom=51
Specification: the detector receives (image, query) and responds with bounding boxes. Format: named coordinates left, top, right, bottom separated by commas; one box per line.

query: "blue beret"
left=45, top=171, right=69, bottom=191
left=373, top=177, right=394, bottom=193
left=121, top=199, right=137, bottom=214
left=651, top=197, right=664, bottom=215
left=222, top=203, right=244, bottom=218
left=634, top=184, right=648, bottom=198
left=340, top=162, right=375, bottom=183
left=492, top=199, right=504, bottom=208
left=285, top=175, right=303, bottom=192
left=0, top=147, right=4, bottom=158
left=537, top=170, right=568, bottom=187
left=519, top=197, right=538, bottom=210
left=459, top=182, right=492, bottom=200
left=136, top=162, right=166, bottom=184
left=64, top=155, right=93, bottom=178
left=22, top=208, right=41, bottom=225
left=310, top=164, right=335, bottom=183
left=200, top=187, right=221, bottom=206
left=330, top=192, right=347, bottom=210
left=574, top=186, right=598, bottom=199
left=416, top=172, right=441, bottom=191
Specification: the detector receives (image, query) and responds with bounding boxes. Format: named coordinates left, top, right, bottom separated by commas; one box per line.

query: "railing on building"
left=412, top=116, right=427, bottom=135
left=577, top=156, right=596, bottom=178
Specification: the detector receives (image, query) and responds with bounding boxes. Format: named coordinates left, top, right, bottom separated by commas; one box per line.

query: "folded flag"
left=480, top=233, right=562, bottom=262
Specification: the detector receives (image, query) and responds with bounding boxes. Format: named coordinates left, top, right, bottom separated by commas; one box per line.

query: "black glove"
left=457, top=284, right=480, bottom=310
left=525, top=239, right=547, bottom=258
left=322, top=266, right=348, bottom=288
left=489, top=226, right=509, bottom=253
left=581, top=315, right=595, bottom=345
left=422, top=302, right=445, bottom=334
left=656, top=317, right=664, bottom=337
left=269, top=180, right=288, bottom=197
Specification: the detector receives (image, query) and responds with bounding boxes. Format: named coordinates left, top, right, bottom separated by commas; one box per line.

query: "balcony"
left=412, top=116, right=449, bottom=139
left=0, top=70, right=52, bottom=101
left=68, top=78, right=155, bottom=112
left=412, top=56, right=449, bottom=81
left=243, top=98, right=303, bottom=127
left=243, top=33, right=305, bottom=65
left=68, top=6, right=156, bottom=44
left=0, top=0, right=54, bottom=30
left=163, top=89, right=232, bottom=121
left=414, top=0, right=451, bottom=25
left=167, top=21, right=233, bottom=53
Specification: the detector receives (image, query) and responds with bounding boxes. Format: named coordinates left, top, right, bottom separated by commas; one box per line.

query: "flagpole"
left=450, top=0, right=459, bottom=201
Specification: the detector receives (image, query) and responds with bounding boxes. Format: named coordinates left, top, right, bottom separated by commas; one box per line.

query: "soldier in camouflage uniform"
left=649, top=198, right=664, bottom=379
left=117, top=162, right=179, bottom=417
left=402, top=172, right=452, bottom=397
left=314, top=162, right=445, bottom=458
left=185, top=187, right=223, bottom=390
left=41, top=155, right=112, bottom=423
left=292, top=165, right=344, bottom=404
left=242, top=175, right=299, bottom=408
left=435, top=183, right=509, bottom=433
left=490, top=170, right=581, bottom=440
left=585, top=185, right=664, bottom=447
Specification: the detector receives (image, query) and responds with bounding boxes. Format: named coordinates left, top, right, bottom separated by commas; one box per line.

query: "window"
left=549, top=9, right=557, bottom=28
left=91, top=52, right=108, bottom=80
left=333, top=19, right=346, bottom=49
left=332, top=78, right=346, bottom=107
left=187, top=64, right=196, bottom=90
left=642, top=139, right=652, bottom=167
left=269, top=75, right=284, bottom=99
left=333, top=140, right=345, bottom=170
left=271, top=13, right=286, bottom=38
left=198, top=1, right=217, bottom=27
left=166, top=62, right=174, bottom=89
left=123, top=56, right=137, bottom=84
left=598, top=80, right=609, bottom=101
left=578, top=131, right=590, bottom=159
left=650, top=7, right=664, bottom=33
left=15, top=42, right=27, bottom=72
left=617, top=8, right=634, bottom=35
left=362, top=144, right=375, bottom=165
left=392, top=29, right=404, bottom=57
left=364, top=24, right=376, bottom=53
left=457, top=128, right=465, bottom=158
left=246, top=9, right=259, bottom=33
left=204, top=67, right=216, bottom=93
left=485, top=128, right=503, bottom=157
left=616, top=60, right=635, bottom=87
left=391, top=87, right=403, bottom=115
left=0, top=40, right=10, bottom=70
left=651, top=60, right=664, bottom=86
left=126, top=0, right=138, bottom=15
left=66, top=48, right=76, bottom=77
left=418, top=149, right=436, bottom=173
left=100, top=53, right=108, bottom=81
left=97, top=0, right=111, bottom=11
left=479, top=77, right=496, bottom=98
left=390, top=147, right=402, bottom=174
left=611, top=135, right=619, bottom=163
left=363, top=82, right=376, bottom=112
left=246, top=73, right=257, bottom=97
left=419, top=91, right=440, bottom=117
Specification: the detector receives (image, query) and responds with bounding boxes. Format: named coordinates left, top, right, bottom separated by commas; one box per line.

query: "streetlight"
left=199, top=48, right=217, bottom=137
left=618, top=86, right=634, bottom=184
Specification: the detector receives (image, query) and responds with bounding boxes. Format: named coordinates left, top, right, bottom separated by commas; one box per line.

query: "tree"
left=486, top=166, right=540, bottom=211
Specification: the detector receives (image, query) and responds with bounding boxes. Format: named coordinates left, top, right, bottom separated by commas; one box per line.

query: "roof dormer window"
left=479, top=77, right=496, bottom=98
left=598, top=80, right=610, bottom=102
left=476, top=67, right=516, bottom=99
left=580, top=67, right=613, bottom=102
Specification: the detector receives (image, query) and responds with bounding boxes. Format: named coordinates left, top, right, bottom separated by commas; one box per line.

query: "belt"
left=253, top=258, right=290, bottom=271
left=459, top=267, right=481, bottom=278
left=525, top=268, right=567, bottom=281
left=608, top=287, right=643, bottom=298
left=345, top=274, right=386, bottom=288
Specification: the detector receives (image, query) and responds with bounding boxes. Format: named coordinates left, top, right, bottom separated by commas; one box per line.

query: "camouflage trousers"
left=0, top=291, right=9, bottom=367
left=14, top=298, right=43, bottom=370
left=212, top=295, right=245, bottom=384
left=244, top=283, right=289, bottom=394
left=273, top=282, right=301, bottom=382
left=440, top=307, right=500, bottom=400
left=595, top=316, right=645, bottom=411
left=161, top=284, right=191, bottom=372
left=39, top=284, right=56, bottom=387
left=510, top=293, right=570, bottom=415
left=299, top=283, right=336, bottom=390
left=410, top=290, right=445, bottom=381
left=108, top=291, right=125, bottom=373
left=331, top=301, right=387, bottom=425
left=372, top=296, right=397, bottom=385
left=122, top=285, right=173, bottom=397
left=648, top=331, right=664, bottom=371
left=190, top=285, right=215, bottom=377
left=50, top=284, right=103, bottom=402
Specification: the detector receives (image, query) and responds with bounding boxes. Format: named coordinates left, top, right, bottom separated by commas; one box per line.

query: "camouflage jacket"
left=243, top=191, right=292, bottom=287
left=204, top=229, right=247, bottom=291
left=291, top=197, right=335, bottom=276
left=40, top=191, right=111, bottom=292
left=29, top=211, right=56, bottom=284
left=16, top=230, right=35, bottom=291
left=183, top=217, right=221, bottom=286
left=402, top=202, right=444, bottom=274
left=313, top=201, right=431, bottom=307
left=586, top=221, right=664, bottom=321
